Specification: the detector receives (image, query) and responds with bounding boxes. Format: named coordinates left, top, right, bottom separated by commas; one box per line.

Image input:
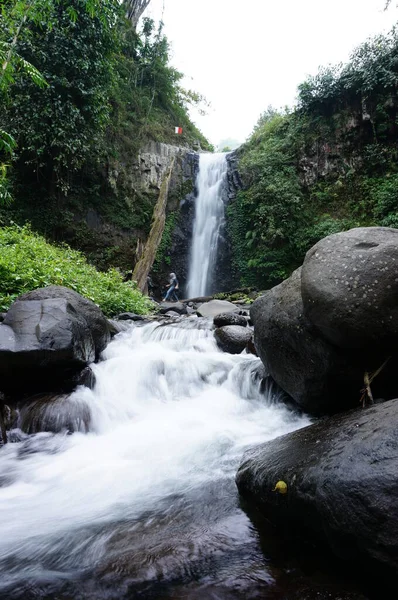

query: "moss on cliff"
left=229, top=28, right=398, bottom=289
left=0, top=10, right=210, bottom=276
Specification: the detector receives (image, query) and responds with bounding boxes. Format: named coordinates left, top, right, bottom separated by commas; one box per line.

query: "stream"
left=0, top=317, right=322, bottom=599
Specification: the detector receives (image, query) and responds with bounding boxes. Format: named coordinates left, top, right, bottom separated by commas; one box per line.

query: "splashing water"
left=0, top=318, right=310, bottom=599
left=187, top=153, right=228, bottom=298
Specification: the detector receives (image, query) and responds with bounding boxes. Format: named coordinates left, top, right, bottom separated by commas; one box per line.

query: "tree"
left=0, top=0, right=116, bottom=202
left=125, top=0, right=151, bottom=29
left=1, top=0, right=118, bottom=195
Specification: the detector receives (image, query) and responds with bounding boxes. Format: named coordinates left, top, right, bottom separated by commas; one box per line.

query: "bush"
left=232, top=27, right=398, bottom=290
left=0, top=224, right=154, bottom=315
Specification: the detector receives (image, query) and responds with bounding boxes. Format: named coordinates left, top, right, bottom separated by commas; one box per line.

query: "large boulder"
left=251, top=229, right=398, bottom=414
left=236, top=399, right=398, bottom=575
left=250, top=268, right=368, bottom=414
left=302, top=227, right=398, bottom=349
left=18, top=393, right=91, bottom=434
left=17, top=286, right=110, bottom=357
left=0, top=286, right=110, bottom=397
left=197, top=299, right=238, bottom=318
left=214, top=325, right=252, bottom=354
left=116, top=312, right=145, bottom=321
left=213, top=312, right=247, bottom=327
left=158, top=302, right=188, bottom=315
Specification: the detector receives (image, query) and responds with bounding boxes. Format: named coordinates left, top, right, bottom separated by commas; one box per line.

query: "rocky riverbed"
left=1, top=227, right=398, bottom=598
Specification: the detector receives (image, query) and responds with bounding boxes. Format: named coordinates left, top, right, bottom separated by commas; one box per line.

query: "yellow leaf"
left=272, top=480, right=288, bottom=495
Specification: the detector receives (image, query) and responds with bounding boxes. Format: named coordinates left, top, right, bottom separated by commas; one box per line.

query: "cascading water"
left=0, top=318, right=310, bottom=599
left=187, top=153, right=228, bottom=298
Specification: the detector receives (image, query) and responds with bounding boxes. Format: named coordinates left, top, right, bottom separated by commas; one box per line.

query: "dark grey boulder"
left=251, top=268, right=357, bottom=413
left=236, top=399, right=398, bottom=575
left=213, top=312, right=247, bottom=327
left=185, top=296, right=213, bottom=304
left=302, top=227, right=398, bottom=349
left=0, top=286, right=110, bottom=397
left=214, top=325, right=252, bottom=354
left=1, top=403, right=18, bottom=431
left=72, top=365, right=96, bottom=390
left=19, top=393, right=91, bottom=434
left=17, top=286, right=110, bottom=357
left=197, top=299, right=238, bottom=318
left=251, top=267, right=398, bottom=414
left=107, top=319, right=131, bottom=336
left=116, top=312, right=145, bottom=321
left=0, top=312, right=6, bottom=322
left=164, top=310, right=181, bottom=318
left=158, top=302, right=187, bottom=315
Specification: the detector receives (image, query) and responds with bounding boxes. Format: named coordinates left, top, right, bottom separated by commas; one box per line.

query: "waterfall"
left=187, top=153, right=228, bottom=298
left=0, top=319, right=310, bottom=599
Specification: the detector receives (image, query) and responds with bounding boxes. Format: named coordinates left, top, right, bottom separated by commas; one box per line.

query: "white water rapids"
left=187, top=153, right=228, bottom=298
left=0, top=318, right=310, bottom=599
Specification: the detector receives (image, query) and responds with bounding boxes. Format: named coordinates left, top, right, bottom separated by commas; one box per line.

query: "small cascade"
left=187, top=153, right=228, bottom=297
left=0, top=318, right=309, bottom=598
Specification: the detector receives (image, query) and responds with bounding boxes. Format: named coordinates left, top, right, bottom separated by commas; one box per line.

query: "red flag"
left=174, top=126, right=183, bottom=134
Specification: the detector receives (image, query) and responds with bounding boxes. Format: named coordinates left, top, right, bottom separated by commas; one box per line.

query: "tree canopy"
left=228, top=26, right=398, bottom=289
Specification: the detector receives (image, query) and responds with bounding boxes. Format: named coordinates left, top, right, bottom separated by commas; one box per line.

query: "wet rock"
left=251, top=265, right=398, bottom=414
left=17, top=286, right=110, bottom=357
left=72, top=366, right=96, bottom=390
left=302, top=227, right=398, bottom=349
left=214, top=325, right=252, bottom=354
left=116, top=312, right=145, bottom=321
left=236, top=399, right=398, bottom=576
left=107, top=319, right=130, bottom=336
left=164, top=310, right=181, bottom=318
left=19, top=393, right=91, bottom=434
left=1, top=404, right=18, bottom=430
left=246, top=337, right=257, bottom=356
left=185, top=295, right=213, bottom=304
left=158, top=302, right=188, bottom=315
left=197, top=299, right=238, bottom=318
left=213, top=312, right=247, bottom=327
left=0, top=286, right=110, bottom=397
left=251, top=268, right=354, bottom=413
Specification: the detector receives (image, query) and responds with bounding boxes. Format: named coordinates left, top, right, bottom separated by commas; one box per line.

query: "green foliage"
left=228, top=112, right=305, bottom=287
left=0, top=1, right=211, bottom=283
left=232, top=27, right=398, bottom=289
left=0, top=123, right=17, bottom=205
left=297, top=28, right=398, bottom=144
left=1, top=0, right=119, bottom=195
left=213, top=291, right=254, bottom=304
left=365, top=174, right=398, bottom=227
left=0, top=0, right=115, bottom=203
left=0, top=224, right=153, bottom=315
left=152, top=210, right=177, bottom=272
left=107, top=16, right=212, bottom=157
left=0, top=162, right=13, bottom=205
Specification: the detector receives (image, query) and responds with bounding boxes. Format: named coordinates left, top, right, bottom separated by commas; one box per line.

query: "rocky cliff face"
left=211, top=150, right=243, bottom=294
left=77, top=141, right=198, bottom=278
left=136, top=142, right=196, bottom=196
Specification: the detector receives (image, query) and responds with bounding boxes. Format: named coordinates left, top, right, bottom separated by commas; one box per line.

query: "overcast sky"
left=144, top=0, right=398, bottom=146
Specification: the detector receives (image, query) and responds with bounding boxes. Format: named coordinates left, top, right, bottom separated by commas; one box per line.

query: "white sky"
left=144, top=0, right=398, bottom=146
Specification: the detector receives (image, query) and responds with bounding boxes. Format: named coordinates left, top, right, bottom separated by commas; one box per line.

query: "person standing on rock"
left=163, top=272, right=179, bottom=302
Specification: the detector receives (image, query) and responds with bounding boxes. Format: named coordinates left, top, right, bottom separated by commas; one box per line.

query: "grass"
left=0, top=224, right=154, bottom=316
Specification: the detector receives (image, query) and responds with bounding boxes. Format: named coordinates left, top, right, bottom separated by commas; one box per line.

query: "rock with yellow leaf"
left=236, top=399, right=398, bottom=577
